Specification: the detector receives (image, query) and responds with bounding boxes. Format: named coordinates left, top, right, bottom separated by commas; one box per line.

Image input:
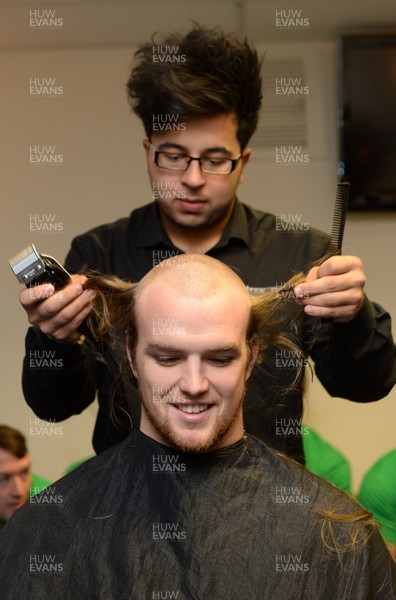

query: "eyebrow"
left=156, top=142, right=233, bottom=156
left=0, top=465, right=31, bottom=476
left=145, top=342, right=242, bottom=356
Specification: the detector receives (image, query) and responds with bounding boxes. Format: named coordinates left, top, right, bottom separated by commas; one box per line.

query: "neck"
left=159, top=203, right=234, bottom=254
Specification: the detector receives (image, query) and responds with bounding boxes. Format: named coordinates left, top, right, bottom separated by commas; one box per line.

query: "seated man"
left=0, top=426, right=31, bottom=528
left=0, top=256, right=395, bottom=599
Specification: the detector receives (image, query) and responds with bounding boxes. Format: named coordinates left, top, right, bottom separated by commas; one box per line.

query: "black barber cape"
left=0, top=429, right=395, bottom=599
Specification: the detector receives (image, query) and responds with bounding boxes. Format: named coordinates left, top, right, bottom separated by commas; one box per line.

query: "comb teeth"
left=330, top=182, right=350, bottom=254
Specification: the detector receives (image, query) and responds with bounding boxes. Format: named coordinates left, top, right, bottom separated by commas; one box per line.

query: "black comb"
left=329, top=182, right=350, bottom=255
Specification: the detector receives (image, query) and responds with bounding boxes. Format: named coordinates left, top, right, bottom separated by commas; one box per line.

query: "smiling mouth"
left=178, top=198, right=206, bottom=203
left=175, top=404, right=212, bottom=414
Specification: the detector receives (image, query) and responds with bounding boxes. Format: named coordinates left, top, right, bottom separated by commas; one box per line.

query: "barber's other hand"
left=293, top=256, right=366, bottom=323
left=19, top=274, right=96, bottom=342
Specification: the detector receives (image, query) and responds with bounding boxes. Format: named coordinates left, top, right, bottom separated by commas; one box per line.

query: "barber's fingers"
left=293, top=255, right=366, bottom=323
left=39, top=302, right=95, bottom=342
left=302, top=297, right=365, bottom=322
left=19, top=283, right=55, bottom=307
left=19, top=274, right=96, bottom=341
left=315, top=255, right=364, bottom=277
left=20, top=274, right=88, bottom=311
left=294, top=256, right=366, bottom=299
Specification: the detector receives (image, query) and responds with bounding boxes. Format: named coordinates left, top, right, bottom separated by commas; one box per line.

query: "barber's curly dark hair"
left=126, top=24, right=263, bottom=149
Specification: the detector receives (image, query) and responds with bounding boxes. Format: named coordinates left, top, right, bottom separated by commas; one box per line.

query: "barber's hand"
left=293, top=256, right=366, bottom=323
left=19, top=274, right=96, bottom=343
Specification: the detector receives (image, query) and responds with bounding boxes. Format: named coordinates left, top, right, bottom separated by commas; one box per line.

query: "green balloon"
left=303, top=426, right=351, bottom=494
left=358, top=449, right=396, bottom=544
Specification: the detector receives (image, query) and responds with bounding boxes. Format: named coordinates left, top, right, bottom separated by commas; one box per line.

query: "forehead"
left=150, top=113, right=239, bottom=150
left=0, top=449, right=30, bottom=474
left=136, top=284, right=250, bottom=347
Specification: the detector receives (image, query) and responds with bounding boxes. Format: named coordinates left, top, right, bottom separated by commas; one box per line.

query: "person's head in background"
left=0, top=426, right=31, bottom=523
left=126, top=26, right=262, bottom=247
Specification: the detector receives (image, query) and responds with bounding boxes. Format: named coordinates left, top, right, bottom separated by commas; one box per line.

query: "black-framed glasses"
left=150, top=144, right=242, bottom=175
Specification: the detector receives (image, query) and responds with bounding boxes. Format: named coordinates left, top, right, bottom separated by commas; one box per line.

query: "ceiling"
left=0, top=0, right=395, bottom=50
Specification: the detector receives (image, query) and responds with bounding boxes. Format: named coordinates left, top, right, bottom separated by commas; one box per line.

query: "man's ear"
left=143, top=138, right=151, bottom=159
left=126, top=334, right=138, bottom=380
left=245, top=335, right=260, bottom=381
left=238, top=148, right=251, bottom=184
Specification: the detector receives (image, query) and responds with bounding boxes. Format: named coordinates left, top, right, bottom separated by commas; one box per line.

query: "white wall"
left=1, top=38, right=395, bottom=489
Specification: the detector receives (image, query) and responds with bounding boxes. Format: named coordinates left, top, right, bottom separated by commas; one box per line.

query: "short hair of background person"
left=126, top=24, right=263, bottom=149
left=0, top=425, right=31, bottom=524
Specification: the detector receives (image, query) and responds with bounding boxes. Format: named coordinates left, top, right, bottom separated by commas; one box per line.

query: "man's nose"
left=180, top=159, right=206, bottom=187
left=9, top=475, right=27, bottom=498
left=178, top=359, right=209, bottom=397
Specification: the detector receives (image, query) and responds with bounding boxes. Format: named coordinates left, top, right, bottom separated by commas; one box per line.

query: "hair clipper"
left=9, top=243, right=71, bottom=291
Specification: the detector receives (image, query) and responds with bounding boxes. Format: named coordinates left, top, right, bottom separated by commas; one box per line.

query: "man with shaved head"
left=2, top=256, right=395, bottom=598
left=127, top=254, right=259, bottom=454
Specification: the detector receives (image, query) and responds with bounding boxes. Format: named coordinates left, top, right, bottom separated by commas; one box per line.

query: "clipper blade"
left=9, top=243, right=71, bottom=290
left=9, top=244, right=46, bottom=286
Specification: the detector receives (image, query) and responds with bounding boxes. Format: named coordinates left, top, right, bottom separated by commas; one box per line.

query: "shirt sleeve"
left=22, top=326, right=99, bottom=421
left=308, top=296, right=396, bottom=401
left=21, top=237, right=101, bottom=422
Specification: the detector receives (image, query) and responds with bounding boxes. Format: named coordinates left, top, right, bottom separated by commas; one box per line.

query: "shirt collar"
left=214, top=198, right=250, bottom=249
left=134, top=203, right=174, bottom=248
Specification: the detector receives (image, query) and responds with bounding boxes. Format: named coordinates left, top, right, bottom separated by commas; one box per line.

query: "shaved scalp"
left=135, top=254, right=250, bottom=302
